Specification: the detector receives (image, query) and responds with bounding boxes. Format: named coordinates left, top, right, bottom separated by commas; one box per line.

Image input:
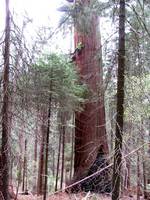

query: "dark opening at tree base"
left=69, top=147, right=112, bottom=194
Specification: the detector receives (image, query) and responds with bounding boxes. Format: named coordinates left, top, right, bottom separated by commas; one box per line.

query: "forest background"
left=0, top=0, right=150, bottom=200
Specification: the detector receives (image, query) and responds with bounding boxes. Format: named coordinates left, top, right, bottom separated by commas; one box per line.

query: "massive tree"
left=72, top=0, right=110, bottom=192
left=0, top=0, right=11, bottom=199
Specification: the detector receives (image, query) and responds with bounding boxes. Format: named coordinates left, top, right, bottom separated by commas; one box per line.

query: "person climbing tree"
left=70, top=0, right=111, bottom=193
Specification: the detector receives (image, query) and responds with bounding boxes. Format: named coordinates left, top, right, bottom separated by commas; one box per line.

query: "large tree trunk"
left=111, top=0, right=125, bottom=199
left=0, top=0, right=11, bottom=199
left=72, top=0, right=109, bottom=192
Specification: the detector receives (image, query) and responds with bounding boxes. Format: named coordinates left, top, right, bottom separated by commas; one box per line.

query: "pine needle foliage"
left=30, top=53, right=86, bottom=112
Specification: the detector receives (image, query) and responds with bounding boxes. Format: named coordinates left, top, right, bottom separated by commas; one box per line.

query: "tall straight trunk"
left=141, top=121, right=147, bottom=199
left=70, top=120, right=74, bottom=180
left=123, top=123, right=131, bottom=193
left=73, top=0, right=109, bottom=188
left=112, top=0, right=125, bottom=200
left=55, top=126, right=62, bottom=191
left=43, top=96, right=52, bottom=200
left=22, top=139, right=27, bottom=192
left=110, top=107, right=115, bottom=153
left=137, top=152, right=140, bottom=200
left=10, top=153, right=13, bottom=184
left=34, top=130, right=38, bottom=180
left=142, top=157, right=147, bottom=199
left=33, top=112, right=38, bottom=193
left=19, top=112, right=24, bottom=191
left=125, top=122, right=132, bottom=191
left=52, top=150, right=55, bottom=177
left=126, top=161, right=130, bottom=190
left=0, top=1, right=11, bottom=199
left=37, top=110, right=47, bottom=195
left=25, top=148, right=28, bottom=194
left=60, top=116, right=66, bottom=189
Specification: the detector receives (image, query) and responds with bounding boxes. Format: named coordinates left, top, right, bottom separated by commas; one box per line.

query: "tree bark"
left=0, top=0, right=11, bottom=199
left=111, top=0, right=125, bottom=199
left=70, top=119, right=74, bottom=180
left=142, top=157, right=147, bottom=199
left=136, top=152, right=140, bottom=200
left=141, top=121, right=147, bottom=199
left=43, top=95, right=52, bottom=200
left=60, top=115, right=66, bottom=189
left=73, top=0, right=109, bottom=191
left=52, top=150, right=55, bottom=177
left=37, top=109, right=47, bottom=195
left=55, top=121, right=62, bottom=192
left=32, top=111, right=38, bottom=193
left=22, top=139, right=27, bottom=192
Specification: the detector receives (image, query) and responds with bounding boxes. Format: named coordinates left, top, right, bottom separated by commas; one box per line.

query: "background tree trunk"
left=43, top=96, right=52, bottom=200
left=0, top=0, right=11, bottom=199
left=52, top=150, right=55, bottom=177
left=32, top=114, right=38, bottom=193
left=22, top=139, right=27, bottom=192
left=37, top=110, right=47, bottom=195
left=136, top=152, right=140, bottom=200
left=60, top=115, right=66, bottom=189
left=141, top=121, right=147, bottom=199
left=112, top=0, right=125, bottom=199
left=55, top=122, right=62, bottom=192
left=70, top=121, right=74, bottom=181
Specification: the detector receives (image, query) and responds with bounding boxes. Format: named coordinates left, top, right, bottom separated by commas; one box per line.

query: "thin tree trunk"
left=70, top=120, right=74, bottom=180
left=34, top=129, right=38, bottom=184
left=137, top=152, right=140, bottom=200
left=112, top=0, right=125, bottom=199
left=123, top=123, right=131, bottom=193
left=142, top=158, right=147, bottom=199
left=126, top=122, right=132, bottom=191
left=43, top=95, right=52, bottom=200
left=18, top=112, right=24, bottom=191
left=52, top=150, right=55, bottom=177
left=15, top=173, right=21, bottom=200
left=60, top=116, right=66, bottom=189
left=126, top=161, right=130, bottom=190
left=110, top=108, right=115, bottom=153
left=0, top=0, right=11, bottom=199
left=10, top=155, right=13, bottom=184
left=37, top=110, right=47, bottom=195
left=25, top=150, right=28, bottom=194
left=141, top=121, right=147, bottom=199
left=33, top=113, right=38, bottom=193
left=22, top=139, right=27, bottom=192
left=55, top=126, right=62, bottom=191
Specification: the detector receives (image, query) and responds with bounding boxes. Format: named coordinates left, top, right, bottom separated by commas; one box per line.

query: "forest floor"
left=17, top=192, right=146, bottom=200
